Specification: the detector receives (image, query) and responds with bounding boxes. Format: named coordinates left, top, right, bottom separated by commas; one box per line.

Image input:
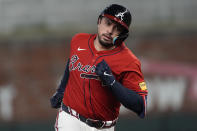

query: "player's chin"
left=100, top=40, right=113, bottom=48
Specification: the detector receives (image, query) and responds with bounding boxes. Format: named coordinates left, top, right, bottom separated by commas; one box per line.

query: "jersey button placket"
left=92, top=54, right=98, bottom=63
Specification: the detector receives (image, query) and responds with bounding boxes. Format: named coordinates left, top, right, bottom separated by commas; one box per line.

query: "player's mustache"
left=103, top=34, right=113, bottom=40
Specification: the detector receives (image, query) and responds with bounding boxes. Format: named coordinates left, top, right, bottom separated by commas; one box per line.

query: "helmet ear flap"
left=113, top=32, right=129, bottom=45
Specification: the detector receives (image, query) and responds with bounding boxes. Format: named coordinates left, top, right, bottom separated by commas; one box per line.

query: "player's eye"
left=105, top=18, right=112, bottom=26
left=113, top=23, right=125, bottom=33
left=116, top=25, right=124, bottom=33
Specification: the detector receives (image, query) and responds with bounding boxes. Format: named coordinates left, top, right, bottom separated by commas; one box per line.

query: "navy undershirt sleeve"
left=110, top=81, right=145, bottom=118
left=56, top=59, right=70, bottom=93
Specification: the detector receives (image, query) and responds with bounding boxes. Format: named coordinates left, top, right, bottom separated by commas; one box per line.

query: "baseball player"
left=50, top=4, right=148, bottom=131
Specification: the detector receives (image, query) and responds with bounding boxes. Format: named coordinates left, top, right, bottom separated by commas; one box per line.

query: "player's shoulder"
left=109, top=44, right=142, bottom=74
left=70, top=33, right=92, bottom=48
left=71, top=33, right=92, bottom=41
left=120, top=43, right=140, bottom=64
left=116, top=44, right=141, bottom=70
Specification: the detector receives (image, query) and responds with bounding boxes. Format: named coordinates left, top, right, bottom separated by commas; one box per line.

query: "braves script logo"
left=69, top=55, right=99, bottom=80
left=115, top=9, right=128, bottom=21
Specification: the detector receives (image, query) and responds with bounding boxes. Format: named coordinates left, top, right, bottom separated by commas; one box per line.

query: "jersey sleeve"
left=121, top=66, right=148, bottom=117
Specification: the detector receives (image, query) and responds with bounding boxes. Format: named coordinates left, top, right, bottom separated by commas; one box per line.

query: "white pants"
left=54, top=109, right=115, bottom=131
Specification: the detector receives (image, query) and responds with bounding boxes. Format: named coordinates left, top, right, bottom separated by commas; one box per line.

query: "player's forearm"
left=110, top=81, right=144, bottom=118
left=56, top=59, right=70, bottom=93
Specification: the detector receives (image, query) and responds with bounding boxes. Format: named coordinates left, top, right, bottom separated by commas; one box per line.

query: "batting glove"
left=50, top=92, right=63, bottom=108
left=95, top=60, right=116, bottom=87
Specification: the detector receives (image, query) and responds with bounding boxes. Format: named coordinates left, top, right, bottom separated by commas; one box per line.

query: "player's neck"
left=94, top=36, right=116, bottom=51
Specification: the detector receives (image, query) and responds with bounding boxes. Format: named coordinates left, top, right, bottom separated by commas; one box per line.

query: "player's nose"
left=106, top=25, right=114, bottom=34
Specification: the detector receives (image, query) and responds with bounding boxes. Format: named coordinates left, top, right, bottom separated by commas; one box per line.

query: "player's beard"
left=98, top=34, right=114, bottom=48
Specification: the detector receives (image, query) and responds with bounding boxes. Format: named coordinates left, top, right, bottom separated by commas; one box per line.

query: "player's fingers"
left=96, top=62, right=104, bottom=71
left=95, top=68, right=103, bottom=75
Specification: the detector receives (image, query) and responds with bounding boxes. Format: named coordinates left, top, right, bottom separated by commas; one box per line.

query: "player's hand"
left=95, top=60, right=116, bottom=87
left=50, top=92, right=63, bottom=108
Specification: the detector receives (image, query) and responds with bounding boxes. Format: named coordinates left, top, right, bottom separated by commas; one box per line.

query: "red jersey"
left=63, top=33, right=148, bottom=121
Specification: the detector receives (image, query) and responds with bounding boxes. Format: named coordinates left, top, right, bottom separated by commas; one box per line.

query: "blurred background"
left=0, top=0, right=197, bottom=131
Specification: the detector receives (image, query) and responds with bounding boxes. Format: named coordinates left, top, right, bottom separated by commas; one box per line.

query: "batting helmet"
left=99, top=4, right=132, bottom=45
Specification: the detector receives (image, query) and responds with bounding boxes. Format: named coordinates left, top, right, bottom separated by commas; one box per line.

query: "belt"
left=62, top=104, right=117, bottom=129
